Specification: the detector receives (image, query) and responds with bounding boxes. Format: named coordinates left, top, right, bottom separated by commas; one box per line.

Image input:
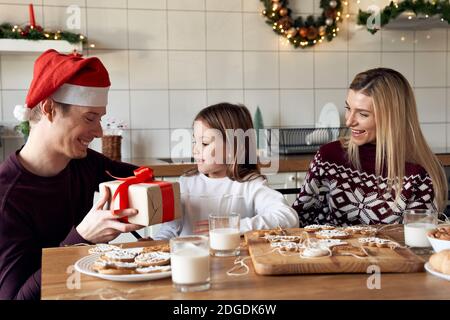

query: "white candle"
left=404, top=222, right=435, bottom=248
left=209, top=228, right=240, bottom=250
left=171, top=247, right=210, bottom=284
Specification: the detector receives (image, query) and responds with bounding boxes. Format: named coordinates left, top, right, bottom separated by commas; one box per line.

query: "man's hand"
left=76, top=186, right=144, bottom=243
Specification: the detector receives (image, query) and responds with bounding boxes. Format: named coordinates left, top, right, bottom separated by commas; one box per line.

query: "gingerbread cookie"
left=358, top=237, right=400, bottom=249
left=142, top=244, right=170, bottom=253
left=345, top=225, right=378, bottom=236
left=134, top=252, right=171, bottom=267
left=92, top=259, right=138, bottom=275
left=332, top=244, right=368, bottom=257
left=264, top=235, right=303, bottom=243
left=88, top=244, right=121, bottom=255
left=315, top=229, right=351, bottom=240
left=316, top=239, right=348, bottom=248
left=270, top=241, right=303, bottom=252
left=101, top=250, right=137, bottom=263
left=255, top=227, right=287, bottom=237
left=304, top=224, right=335, bottom=232
left=135, top=265, right=172, bottom=274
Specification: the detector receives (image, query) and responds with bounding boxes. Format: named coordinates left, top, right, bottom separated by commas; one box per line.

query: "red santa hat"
left=14, top=49, right=110, bottom=121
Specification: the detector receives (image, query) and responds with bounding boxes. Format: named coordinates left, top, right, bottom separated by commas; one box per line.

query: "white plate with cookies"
left=74, top=251, right=172, bottom=282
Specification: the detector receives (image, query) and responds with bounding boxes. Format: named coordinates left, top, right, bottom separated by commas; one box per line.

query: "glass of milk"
left=209, top=212, right=241, bottom=257
left=170, top=235, right=210, bottom=292
left=403, top=209, right=438, bottom=254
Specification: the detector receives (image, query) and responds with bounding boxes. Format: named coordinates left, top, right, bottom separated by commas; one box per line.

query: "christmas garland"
left=260, top=0, right=342, bottom=48
left=357, top=0, right=450, bottom=34
left=0, top=23, right=87, bottom=44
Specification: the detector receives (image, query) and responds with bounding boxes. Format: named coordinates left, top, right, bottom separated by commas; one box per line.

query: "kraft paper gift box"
left=99, top=180, right=182, bottom=226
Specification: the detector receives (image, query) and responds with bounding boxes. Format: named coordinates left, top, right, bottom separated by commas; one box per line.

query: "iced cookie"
left=315, top=229, right=350, bottom=240
left=134, top=252, right=171, bottom=267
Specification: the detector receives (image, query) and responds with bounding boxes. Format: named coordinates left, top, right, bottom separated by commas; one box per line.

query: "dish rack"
left=265, top=127, right=349, bottom=155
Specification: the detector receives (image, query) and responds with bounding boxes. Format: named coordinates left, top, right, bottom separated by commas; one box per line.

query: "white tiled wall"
left=1, top=0, right=450, bottom=160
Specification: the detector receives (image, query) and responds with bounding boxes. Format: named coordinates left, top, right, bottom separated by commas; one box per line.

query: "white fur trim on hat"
left=51, top=83, right=109, bottom=107
left=14, top=104, right=31, bottom=121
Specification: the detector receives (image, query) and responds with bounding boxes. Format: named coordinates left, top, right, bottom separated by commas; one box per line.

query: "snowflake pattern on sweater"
left=292, top=141, right=436, bottom=227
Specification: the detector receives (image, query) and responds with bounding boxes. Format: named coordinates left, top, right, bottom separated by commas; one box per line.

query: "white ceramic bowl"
left=427, top=226, right=450, bottom=252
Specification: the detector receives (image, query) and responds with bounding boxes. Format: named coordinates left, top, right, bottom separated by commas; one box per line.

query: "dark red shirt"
left=293, top=141, right=435, bottom=226
left=0, top=149, right=137, bottom=300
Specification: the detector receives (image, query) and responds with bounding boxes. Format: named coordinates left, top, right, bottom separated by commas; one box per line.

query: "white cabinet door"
left=265, top=172, right=298, bottom=205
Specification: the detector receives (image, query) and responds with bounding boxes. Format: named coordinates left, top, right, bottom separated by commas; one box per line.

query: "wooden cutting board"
left=244, top=227, right=425, bottom=275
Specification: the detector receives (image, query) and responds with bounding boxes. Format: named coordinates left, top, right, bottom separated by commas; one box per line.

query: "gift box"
left=99, top=167, right=182, bottom=226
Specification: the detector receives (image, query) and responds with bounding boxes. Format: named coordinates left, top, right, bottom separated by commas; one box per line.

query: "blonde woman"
left=293, top=68, right=447, bottom=226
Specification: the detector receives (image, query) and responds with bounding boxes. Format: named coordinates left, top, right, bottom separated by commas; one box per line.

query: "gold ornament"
left=329, top=0, right=338, bottom=8
left=279, top=7, right=288, bottom=16
left=319, top=26, right=326, bottom=36
left=272, top=3, right=281, bottom=11
left=286, top=27, right=297, bottom=38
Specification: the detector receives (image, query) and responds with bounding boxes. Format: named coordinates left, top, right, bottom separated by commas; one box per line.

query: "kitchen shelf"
left=0, top=39, right=82, bottom=54
left=383, top=12, right=450, bottom=30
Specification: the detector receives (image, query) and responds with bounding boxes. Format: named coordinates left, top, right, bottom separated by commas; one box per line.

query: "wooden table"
left=41, top=227, right=450, bottom=300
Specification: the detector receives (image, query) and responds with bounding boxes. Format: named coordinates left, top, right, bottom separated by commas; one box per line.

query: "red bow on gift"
left=106, top=166, right=175, bottom=223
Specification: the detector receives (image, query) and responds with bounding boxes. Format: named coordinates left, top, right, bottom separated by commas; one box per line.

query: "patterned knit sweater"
left=292, top=141, right=436, bottom=227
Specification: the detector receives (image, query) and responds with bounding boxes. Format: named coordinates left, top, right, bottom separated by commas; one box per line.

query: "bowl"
left=427, top=225, right=450, bottom=253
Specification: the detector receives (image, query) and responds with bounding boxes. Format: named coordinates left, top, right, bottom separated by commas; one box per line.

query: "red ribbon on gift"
left=106, top=167, right=175, bottom=223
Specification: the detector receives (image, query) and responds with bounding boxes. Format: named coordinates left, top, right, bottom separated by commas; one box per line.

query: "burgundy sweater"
left=293, top=141, right=436, bottom=227
left=0, top=149, right=137, bottom=300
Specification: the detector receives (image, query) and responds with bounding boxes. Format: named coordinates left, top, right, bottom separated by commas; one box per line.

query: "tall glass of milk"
left=209, top=212, right=241, bottom=257
left=170, top=235, right=210, bottom=292
left=403, top=209, right=438, bottom=254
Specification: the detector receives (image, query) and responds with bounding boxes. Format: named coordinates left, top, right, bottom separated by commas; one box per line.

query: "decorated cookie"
left=134, top=252, right=171, bottom=267
left=92, top=258, right=138, bottom=275
left=88, top=244, right=121, bottom=255
left=135, top=265, right=171, bottom=274
left=358, top=237, right=400, bottom=249
left=304, top=224, right=335, bottom=232
left=142, top=244, right=170, bottom=253
left=102, top=250, right=137, bottom=263
left=315, top=229, right=350, bottom=240
left=264, top=235, right=303, bottom=243
left=344, top=226, right=378, bottom=236
left=270, top=241, right=303, bottom=252
left=316, top=239, right=348, bottom=248
left=332, top=244, right=368, bottom=257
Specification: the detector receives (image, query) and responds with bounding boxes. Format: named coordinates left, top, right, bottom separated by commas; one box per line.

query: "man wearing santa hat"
left=0, top=50, right=143, bottom=300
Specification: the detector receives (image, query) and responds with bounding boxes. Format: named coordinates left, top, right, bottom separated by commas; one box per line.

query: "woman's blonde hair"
left=345, top=68, right=447, bottom=212
left=184, top=103, right=264, bottom=182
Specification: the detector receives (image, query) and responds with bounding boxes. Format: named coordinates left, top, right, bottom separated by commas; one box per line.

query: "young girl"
left=293, top=68, right=447, bottom=226
left=155, top=103, right=299, bottom=239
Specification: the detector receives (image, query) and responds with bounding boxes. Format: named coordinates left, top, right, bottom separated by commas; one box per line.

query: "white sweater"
left=154, top=173, right=299, bottom=240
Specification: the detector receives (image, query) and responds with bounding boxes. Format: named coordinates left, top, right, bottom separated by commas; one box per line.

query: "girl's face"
left=192, top=119, right=227, bottom=178
left=345, top=89, right=377, bottom=145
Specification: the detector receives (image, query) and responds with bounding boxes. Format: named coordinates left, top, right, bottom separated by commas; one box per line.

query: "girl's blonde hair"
left=345, top=68, right=447, bottom=212
left=184, top=103, right=264, bottom=182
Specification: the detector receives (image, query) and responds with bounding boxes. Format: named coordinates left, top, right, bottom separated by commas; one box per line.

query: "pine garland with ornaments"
left=260, top=0, right=343, bottom=48
left=0, top=4, right=86, bottom=44
left=357, top=0, right=450, bottom=34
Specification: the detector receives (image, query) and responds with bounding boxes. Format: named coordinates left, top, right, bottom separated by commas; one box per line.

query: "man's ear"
left=40, top=99, right=57, bottom=122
